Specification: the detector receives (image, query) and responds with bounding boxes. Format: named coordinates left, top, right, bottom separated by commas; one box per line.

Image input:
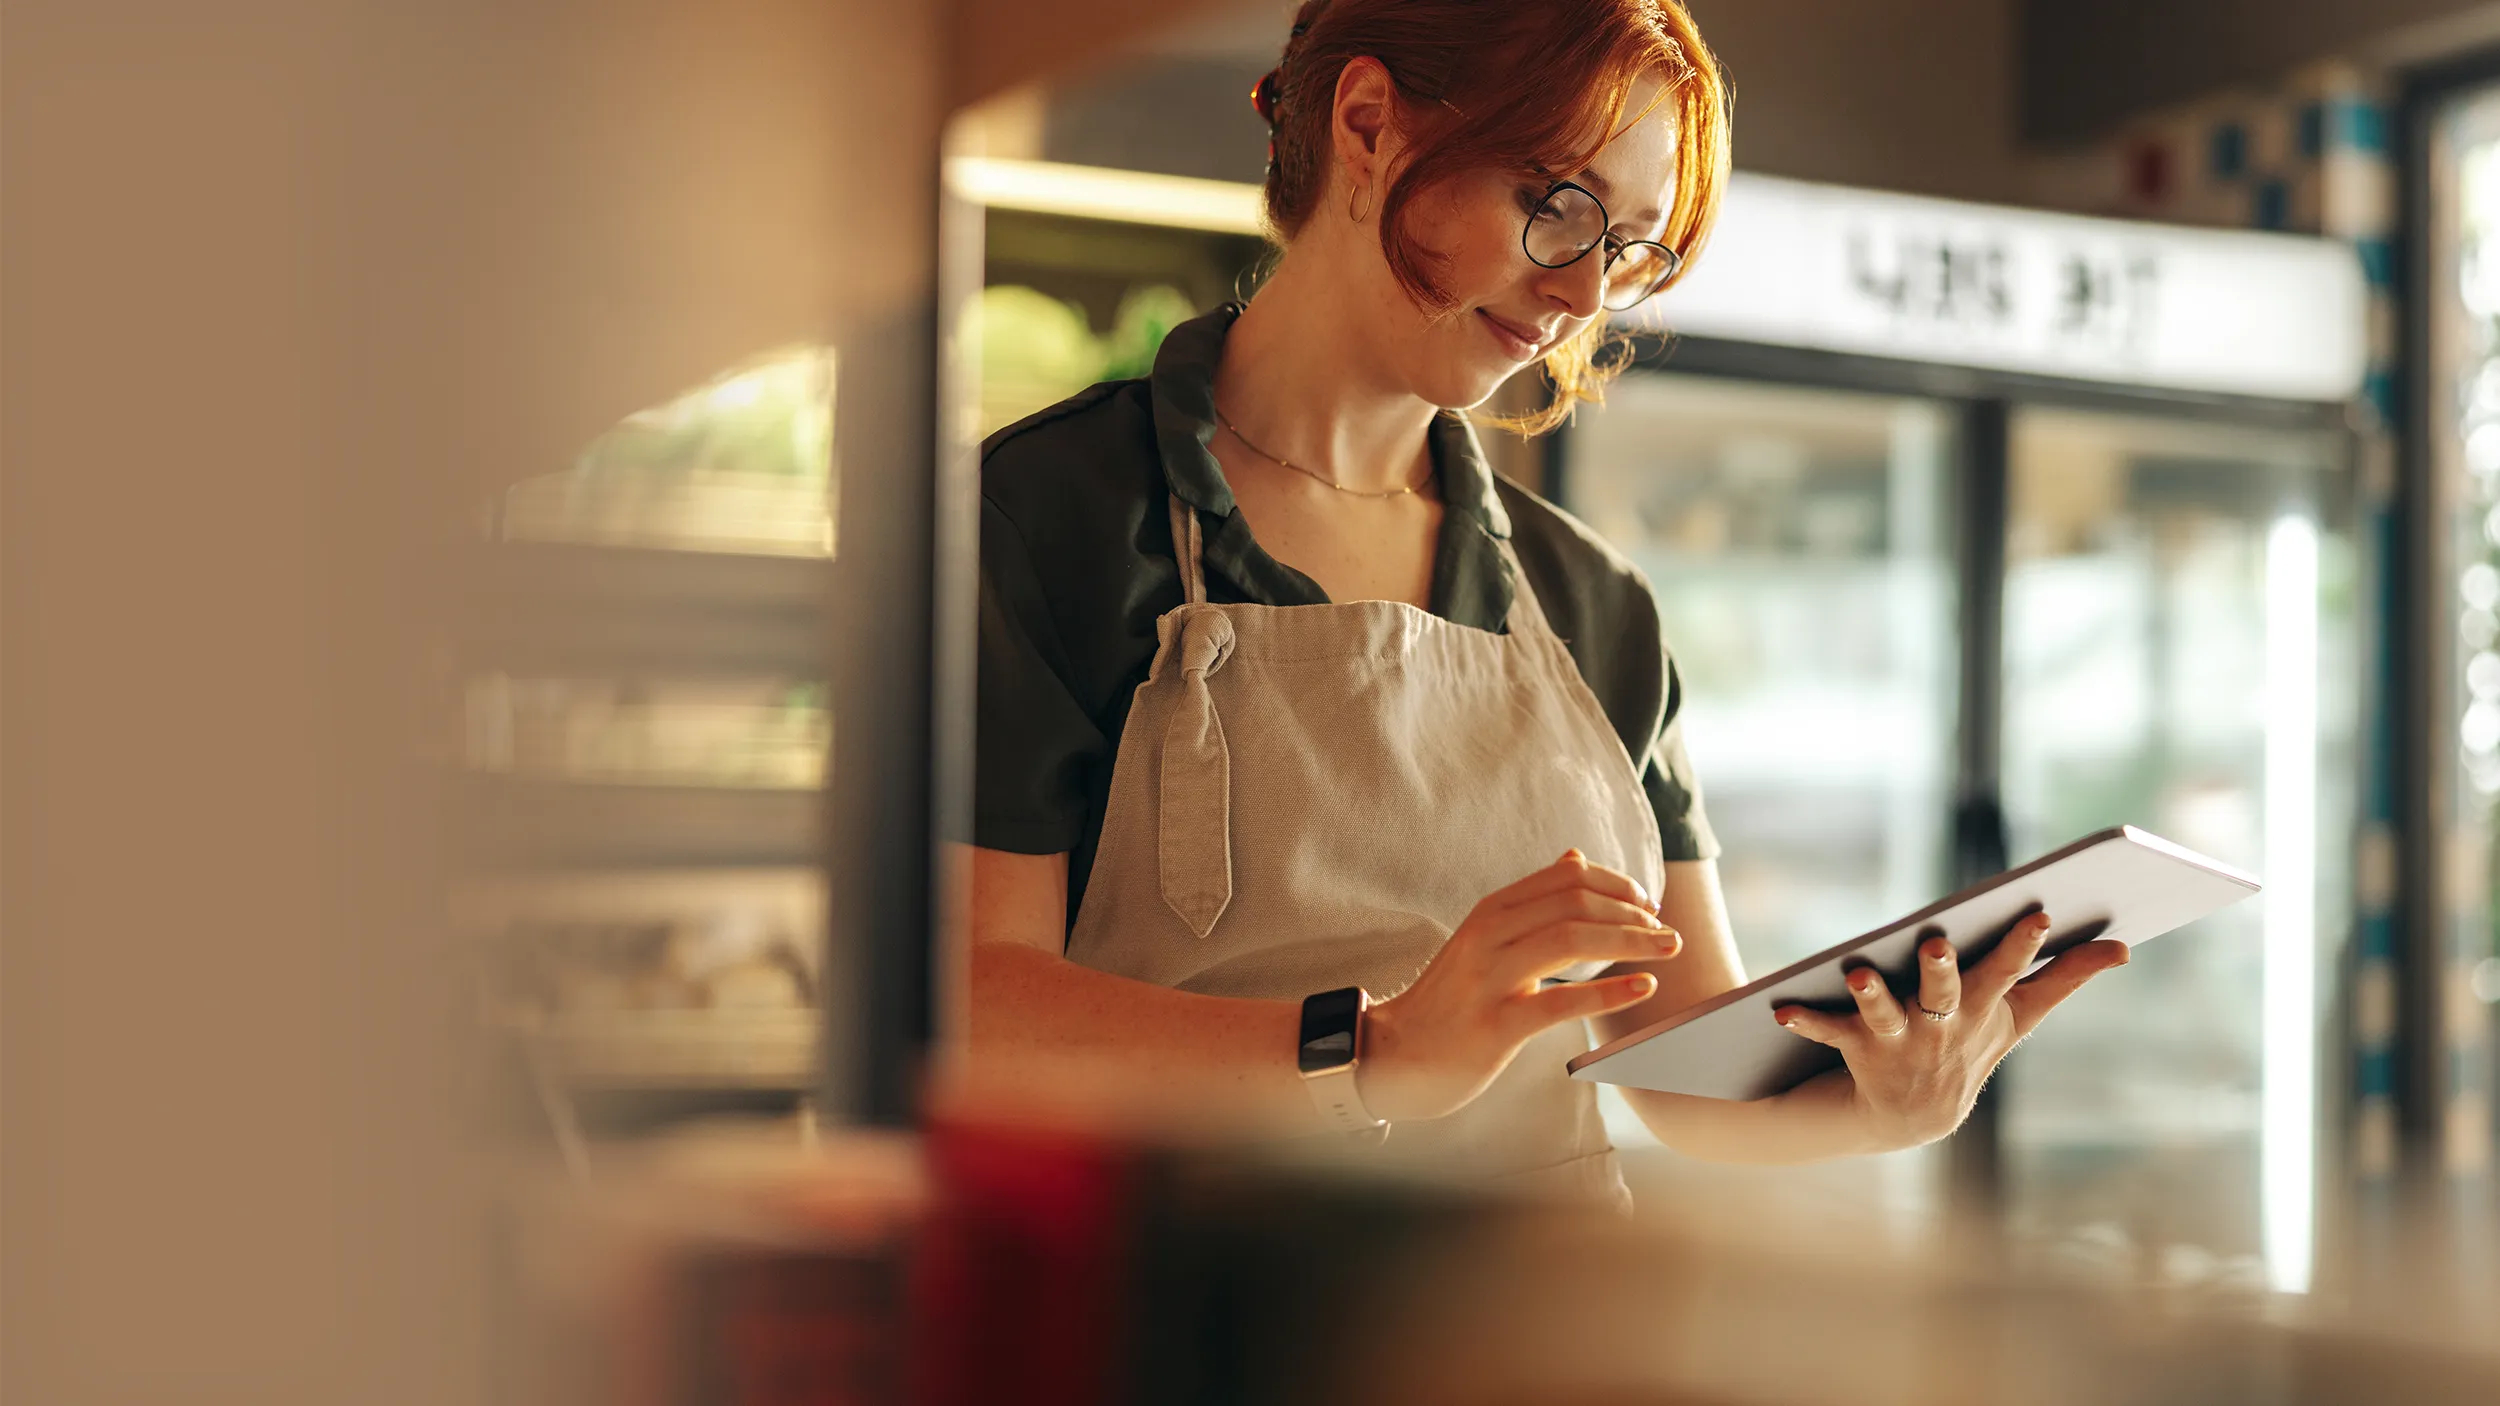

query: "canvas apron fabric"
left=1067, top=495, right=1667, bottom=1208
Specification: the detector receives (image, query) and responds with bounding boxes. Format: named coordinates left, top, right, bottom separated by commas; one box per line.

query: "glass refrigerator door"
left=1561, top=373, right=1960, bottom=1221
left=2425, top=76, right=2500, bottom=1210
left=1563, top=373, right=1961, bottom=971
left=1998, top=406, right=2356, bottom=1293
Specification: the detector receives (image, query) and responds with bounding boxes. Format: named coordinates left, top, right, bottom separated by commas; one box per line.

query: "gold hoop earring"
left=1347, top=181, right=1372, bottom=223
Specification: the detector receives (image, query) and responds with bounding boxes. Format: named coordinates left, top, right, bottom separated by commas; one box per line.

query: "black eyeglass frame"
left=1520, top=178, right=1683, bottom=311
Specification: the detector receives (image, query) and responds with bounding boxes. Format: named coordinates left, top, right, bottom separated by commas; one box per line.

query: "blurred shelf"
left=452, top=864, right=822, bottom=927
left=499, top=467, right=833, bottom=561
left=523, top=1087, right=810, bottom=1141
left=464, top=687, right=827, bottom=792
left=460, top=776, right=819, bottom=871
left=463, top=541, right=831, bottom=677
left=510, top=1009, right=818, bottom=1091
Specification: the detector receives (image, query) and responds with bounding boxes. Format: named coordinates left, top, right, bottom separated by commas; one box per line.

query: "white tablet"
left=1566, top=826, right=2260, bottom=1102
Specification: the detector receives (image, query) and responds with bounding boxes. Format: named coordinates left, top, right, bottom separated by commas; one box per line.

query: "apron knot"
left=1159, top=609, right=1235, bottom=937
left=1172, top=607, right=1233, bottom=676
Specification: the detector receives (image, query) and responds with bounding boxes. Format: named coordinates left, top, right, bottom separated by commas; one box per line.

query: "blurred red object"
left=668, top=1247, right=907, bottom=1406
left=907, top=1118, right=1142, bottom=1406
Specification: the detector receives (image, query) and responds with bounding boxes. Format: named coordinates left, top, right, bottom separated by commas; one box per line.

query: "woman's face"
left=1357, top=78, right=1680, bottom=411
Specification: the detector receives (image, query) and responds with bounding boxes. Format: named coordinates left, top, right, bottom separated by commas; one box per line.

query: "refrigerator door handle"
left=1953, top=791, right=2010, bottom=885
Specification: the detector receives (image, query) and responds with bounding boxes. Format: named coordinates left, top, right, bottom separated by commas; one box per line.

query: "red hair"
left=1255, top=0, right=1731, bottom=434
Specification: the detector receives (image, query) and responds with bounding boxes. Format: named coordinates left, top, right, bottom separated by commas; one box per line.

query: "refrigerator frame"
left=1545, top=330, right=2366, bottom=1235
left=2395, top=49, right=2500, bottom=1212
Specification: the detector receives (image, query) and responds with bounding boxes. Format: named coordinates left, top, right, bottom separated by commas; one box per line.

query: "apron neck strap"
left=1167, top=494, right=1209, bottom=605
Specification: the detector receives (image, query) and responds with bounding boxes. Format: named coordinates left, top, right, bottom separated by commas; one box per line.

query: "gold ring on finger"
left=1915, top=999, right=1955, bottom=1022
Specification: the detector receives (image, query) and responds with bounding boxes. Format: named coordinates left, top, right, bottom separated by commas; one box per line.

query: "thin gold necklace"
left=1213, top=404, right=1432, bottom=500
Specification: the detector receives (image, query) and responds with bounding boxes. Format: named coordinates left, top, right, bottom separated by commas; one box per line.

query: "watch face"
left=1297, top=987, right=1364, bottom=1074
left=1300, top=1030, right=1354, bottom=1063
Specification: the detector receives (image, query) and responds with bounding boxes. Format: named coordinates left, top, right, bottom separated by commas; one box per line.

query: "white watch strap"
left=1303, top=1061, right=1385, bottom=1132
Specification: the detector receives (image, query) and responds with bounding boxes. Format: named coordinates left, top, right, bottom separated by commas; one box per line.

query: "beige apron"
left=1067, top=492, right=1666, bottom=1208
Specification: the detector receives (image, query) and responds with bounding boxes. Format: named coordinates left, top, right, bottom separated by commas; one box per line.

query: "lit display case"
left=463, top=351, right=839, bottom=1139
left=1563, top=375, right=1960, bottom=975
left=1560, top=174, right=2367, bottom=1293
left=1996, top=408, right=2355, bottom=1280
left=2410, top=69, right=2500, bottom=1204
left=952, top=157, right=1268, bottom=435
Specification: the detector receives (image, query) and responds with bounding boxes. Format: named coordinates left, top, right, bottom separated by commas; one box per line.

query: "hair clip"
left=1251, top=68, right=1282, bottom=126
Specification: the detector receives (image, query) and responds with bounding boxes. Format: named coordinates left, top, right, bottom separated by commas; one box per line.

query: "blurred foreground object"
left=502, top=1116, right=2500, bottom=1406
left=0, top=2, right=1322, bottom=1402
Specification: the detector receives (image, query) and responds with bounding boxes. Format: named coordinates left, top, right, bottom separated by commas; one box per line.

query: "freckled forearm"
left=967, top=941, right=1327, bottom=1133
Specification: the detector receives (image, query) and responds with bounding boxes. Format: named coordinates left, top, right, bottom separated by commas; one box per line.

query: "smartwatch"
left=1297, top=986, right=1388, bottom=1133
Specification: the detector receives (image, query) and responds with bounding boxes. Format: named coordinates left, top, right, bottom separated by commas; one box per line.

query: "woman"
left=966, top=0, right=2128, bottom=1205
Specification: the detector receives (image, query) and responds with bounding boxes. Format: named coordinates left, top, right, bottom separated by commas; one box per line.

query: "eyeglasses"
left=1520, top=179, right=1682, bottom=312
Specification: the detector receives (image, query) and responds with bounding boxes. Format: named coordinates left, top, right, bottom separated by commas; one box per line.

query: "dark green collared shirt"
left=978, top=305, right=1716, bottom=928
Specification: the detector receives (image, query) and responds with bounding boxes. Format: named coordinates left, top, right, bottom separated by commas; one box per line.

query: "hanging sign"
left=1622, top=173, right=2368, bottom=402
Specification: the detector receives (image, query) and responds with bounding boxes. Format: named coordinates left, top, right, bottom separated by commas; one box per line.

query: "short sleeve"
left=973, top=496, right=1106, bottom=854
left=1644, top=651, right=1721, bottom=862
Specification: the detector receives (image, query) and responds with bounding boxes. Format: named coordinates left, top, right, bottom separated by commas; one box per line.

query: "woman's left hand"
left=1771, top=913, right=2130, bottom=1150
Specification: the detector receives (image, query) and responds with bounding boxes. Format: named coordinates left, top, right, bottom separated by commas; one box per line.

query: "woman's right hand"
left=1355, top=849, right=1681, bottom=1123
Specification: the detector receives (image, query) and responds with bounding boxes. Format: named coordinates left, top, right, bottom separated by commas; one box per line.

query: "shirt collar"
left=1149, top=303, right=1514, bottom=543
left=1427, top=409, right=1514, bottom=542
left=1147, top=305, right=1237, bottom=517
